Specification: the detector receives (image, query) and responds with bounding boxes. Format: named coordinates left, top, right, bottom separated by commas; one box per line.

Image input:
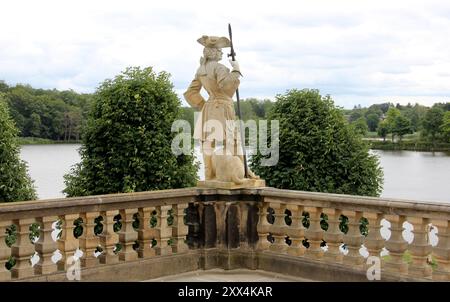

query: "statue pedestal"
left=197, top=179, right=266, bottom=189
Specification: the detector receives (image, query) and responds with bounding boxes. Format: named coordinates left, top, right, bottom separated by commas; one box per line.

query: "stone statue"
left=184, top=35, right=260, bottom=185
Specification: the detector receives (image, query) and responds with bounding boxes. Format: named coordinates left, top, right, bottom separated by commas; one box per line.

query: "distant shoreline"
left=18, top=137, right=81, bottom=145
left=18, top=136, right=450, bottom=153
left=369, top=140, right=450, bottom=152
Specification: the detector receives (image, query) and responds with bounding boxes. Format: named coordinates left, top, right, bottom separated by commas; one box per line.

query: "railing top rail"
left=1, top=186, right=449, bottom=221
left=260, top=187, right=450, bottom=219
left=0, top=187, right=199, bottom=220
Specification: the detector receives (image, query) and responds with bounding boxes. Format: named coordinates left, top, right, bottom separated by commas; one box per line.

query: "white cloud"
left=0, top=0, right=449, bottom=108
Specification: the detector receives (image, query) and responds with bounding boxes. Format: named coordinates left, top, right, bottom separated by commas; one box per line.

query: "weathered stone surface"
left=201, top=204, right=217, bottom=248
left=225, top=204, right=240, bottom=249
left=197, top=179, right=266, bottom=189
left=2, top=187, right=449, bottom=282
left=184, top=35, right=261, bottom=184
left=34, top=216, right=58, bottom=275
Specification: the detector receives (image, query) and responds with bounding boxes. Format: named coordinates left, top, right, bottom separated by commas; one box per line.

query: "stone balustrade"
left=259, top=188, right=450, bottom=281
left=0, top=188, right=196, bottom=281
left=0, top=187, right=448, bottom=282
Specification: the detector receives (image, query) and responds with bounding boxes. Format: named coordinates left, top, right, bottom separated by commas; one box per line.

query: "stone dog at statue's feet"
left=211, top=148, right=245, bottom=184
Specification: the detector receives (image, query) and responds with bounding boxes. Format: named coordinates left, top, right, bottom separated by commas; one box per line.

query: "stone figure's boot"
left=238, top=155, right=260, bottom=179
left=203, top=154, right=214, bottom=180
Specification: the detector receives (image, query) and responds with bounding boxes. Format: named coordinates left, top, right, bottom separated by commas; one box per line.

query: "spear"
left=228, top=23, right=248, bottom=178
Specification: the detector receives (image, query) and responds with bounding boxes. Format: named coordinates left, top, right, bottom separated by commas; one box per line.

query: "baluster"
left=57, top=214, right=79, bottom=271
left=286, top=205, right=305, bottom=257
left=11, top=218, right=35, bottom=279
left=172, top=204, right=189, bottom=253
left=433, top=220, right=450, bottom=281
left=238, top=202, right=249, bottom=249
left=342, top=211, right=364, bottom=267
left=202, top=203, right=218, bottom=248
left=99, top=210, right=119, bottom=264
left=79, top=212, right=99, bottom=267
left=155, top=205, right=172, bottom=256
left=0, top=220, right=11, bottom=281
left=256, top=203, right=271, bottom=251
left=269, top=202, right=288, bottom=253
left=304, top=206, right=324, bottom=259
left=323, top=208, right=343, bottom=263
left=215, top=202, right=227, bottom=249
left=383, top=215, right=408, bottom=275
left=34, top=216, right=58, bottom=275
left=364, top=212, right=385, bottom=258
left=137, top=207, right=156, bottom=258
left=118, top=208, right=138, bottom=261
left=408, top=217, right=432, bottom=278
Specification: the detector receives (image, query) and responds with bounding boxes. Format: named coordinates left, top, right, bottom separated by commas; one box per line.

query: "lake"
left=19, top=144, right=450, bottom=203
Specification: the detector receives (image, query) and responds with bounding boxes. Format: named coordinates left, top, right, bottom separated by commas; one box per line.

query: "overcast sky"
left=1, top=0, right=449, bottom=108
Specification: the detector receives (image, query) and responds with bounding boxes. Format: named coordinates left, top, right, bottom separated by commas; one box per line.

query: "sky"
left=1, top=0, right=449, bottom=108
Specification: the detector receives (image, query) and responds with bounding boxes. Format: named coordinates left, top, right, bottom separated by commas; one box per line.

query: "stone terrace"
left=0, top=187, right=449, bottom=282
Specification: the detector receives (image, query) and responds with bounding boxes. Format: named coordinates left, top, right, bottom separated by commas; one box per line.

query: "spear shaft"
left=228, top=23, right=248, bottom=178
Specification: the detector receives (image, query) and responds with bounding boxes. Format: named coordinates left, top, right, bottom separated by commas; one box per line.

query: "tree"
left=385, top=107, right=401, bottom=142
left=423, top=107, right=444, bottom=145
left=0, top=80, right=8, bottom=93
left=351, top=117, right=368, bottom=136
left=377, top=120, right=389, bottom=142
left=179, top=106, right=195, bottom=136
left=349, top=110, right=364, bottom=123
left=0, top=95, right=36, bottom=202
left=250, top=89, right=383, bottom=197
left=366, top=105, right=383, bottom=118
left=366, top=113, right=379, bottom=132
left=441, top=111, right=450, bottom=143
left=392, top=115, right=412, bottom=141
left=4, top=83, right=91, bottom=141
left=63, top=67, right=198, bottom=197
left=27, top=112, right=42, bottom=137
left=433, top=102, right=450, bottom=112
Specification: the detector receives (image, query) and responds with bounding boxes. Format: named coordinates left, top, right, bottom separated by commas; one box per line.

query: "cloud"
left=0, top=0, right=449, bottom=108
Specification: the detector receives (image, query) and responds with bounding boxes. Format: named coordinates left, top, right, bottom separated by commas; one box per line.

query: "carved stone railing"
left=0, top=187, right=448, bottom=282
left=0, top=188, right=197, bottom=281
left=259, top=188, right=450, bottom=281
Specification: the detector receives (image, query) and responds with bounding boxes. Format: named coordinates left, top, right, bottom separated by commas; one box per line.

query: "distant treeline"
left=343, top=102, right=450, bottom=144
left=1, top=80, right=449, bottom=145
left=0, top=81, right=91, bottom=141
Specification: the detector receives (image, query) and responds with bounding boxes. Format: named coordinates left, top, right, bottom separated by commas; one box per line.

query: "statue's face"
left=203, top=47, right=223, bottom=62
left=216, top=48, right=223, bottom=61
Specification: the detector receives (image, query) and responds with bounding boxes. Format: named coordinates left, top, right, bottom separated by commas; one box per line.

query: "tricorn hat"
left=197, top=35, right=230, bottom=48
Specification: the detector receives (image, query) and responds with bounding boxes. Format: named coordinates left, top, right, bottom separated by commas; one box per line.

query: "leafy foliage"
left=422, top=107, right=444, bottom=144
left=366, top=113, right=380, bottom=132
left=63, top=67, right=198, bottom=196
left=29, top=223, right=40, bottom=243
left=250, top=89, right=383, bottom=197
left=1, top=83, right=91, bottom=141
left=392, top=115, right=412, bottom=141
left=0, top=96, right=37, bottom=202
left=351, top=117, right=368, bottom=136
left=377, top=120, right=389, bottom=141
left=441, top=111, right=450, bottom=143
left=5, top=224, right=17, bottom=247
left=73, top=217, right=83, bottom=238
left=94, top=216, right=104, bottom=235
left=132, top=213, right=140, bottom=230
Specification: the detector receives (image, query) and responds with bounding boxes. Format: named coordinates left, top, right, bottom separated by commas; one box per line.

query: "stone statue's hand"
left=229, top=59, right=240, bottom=73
